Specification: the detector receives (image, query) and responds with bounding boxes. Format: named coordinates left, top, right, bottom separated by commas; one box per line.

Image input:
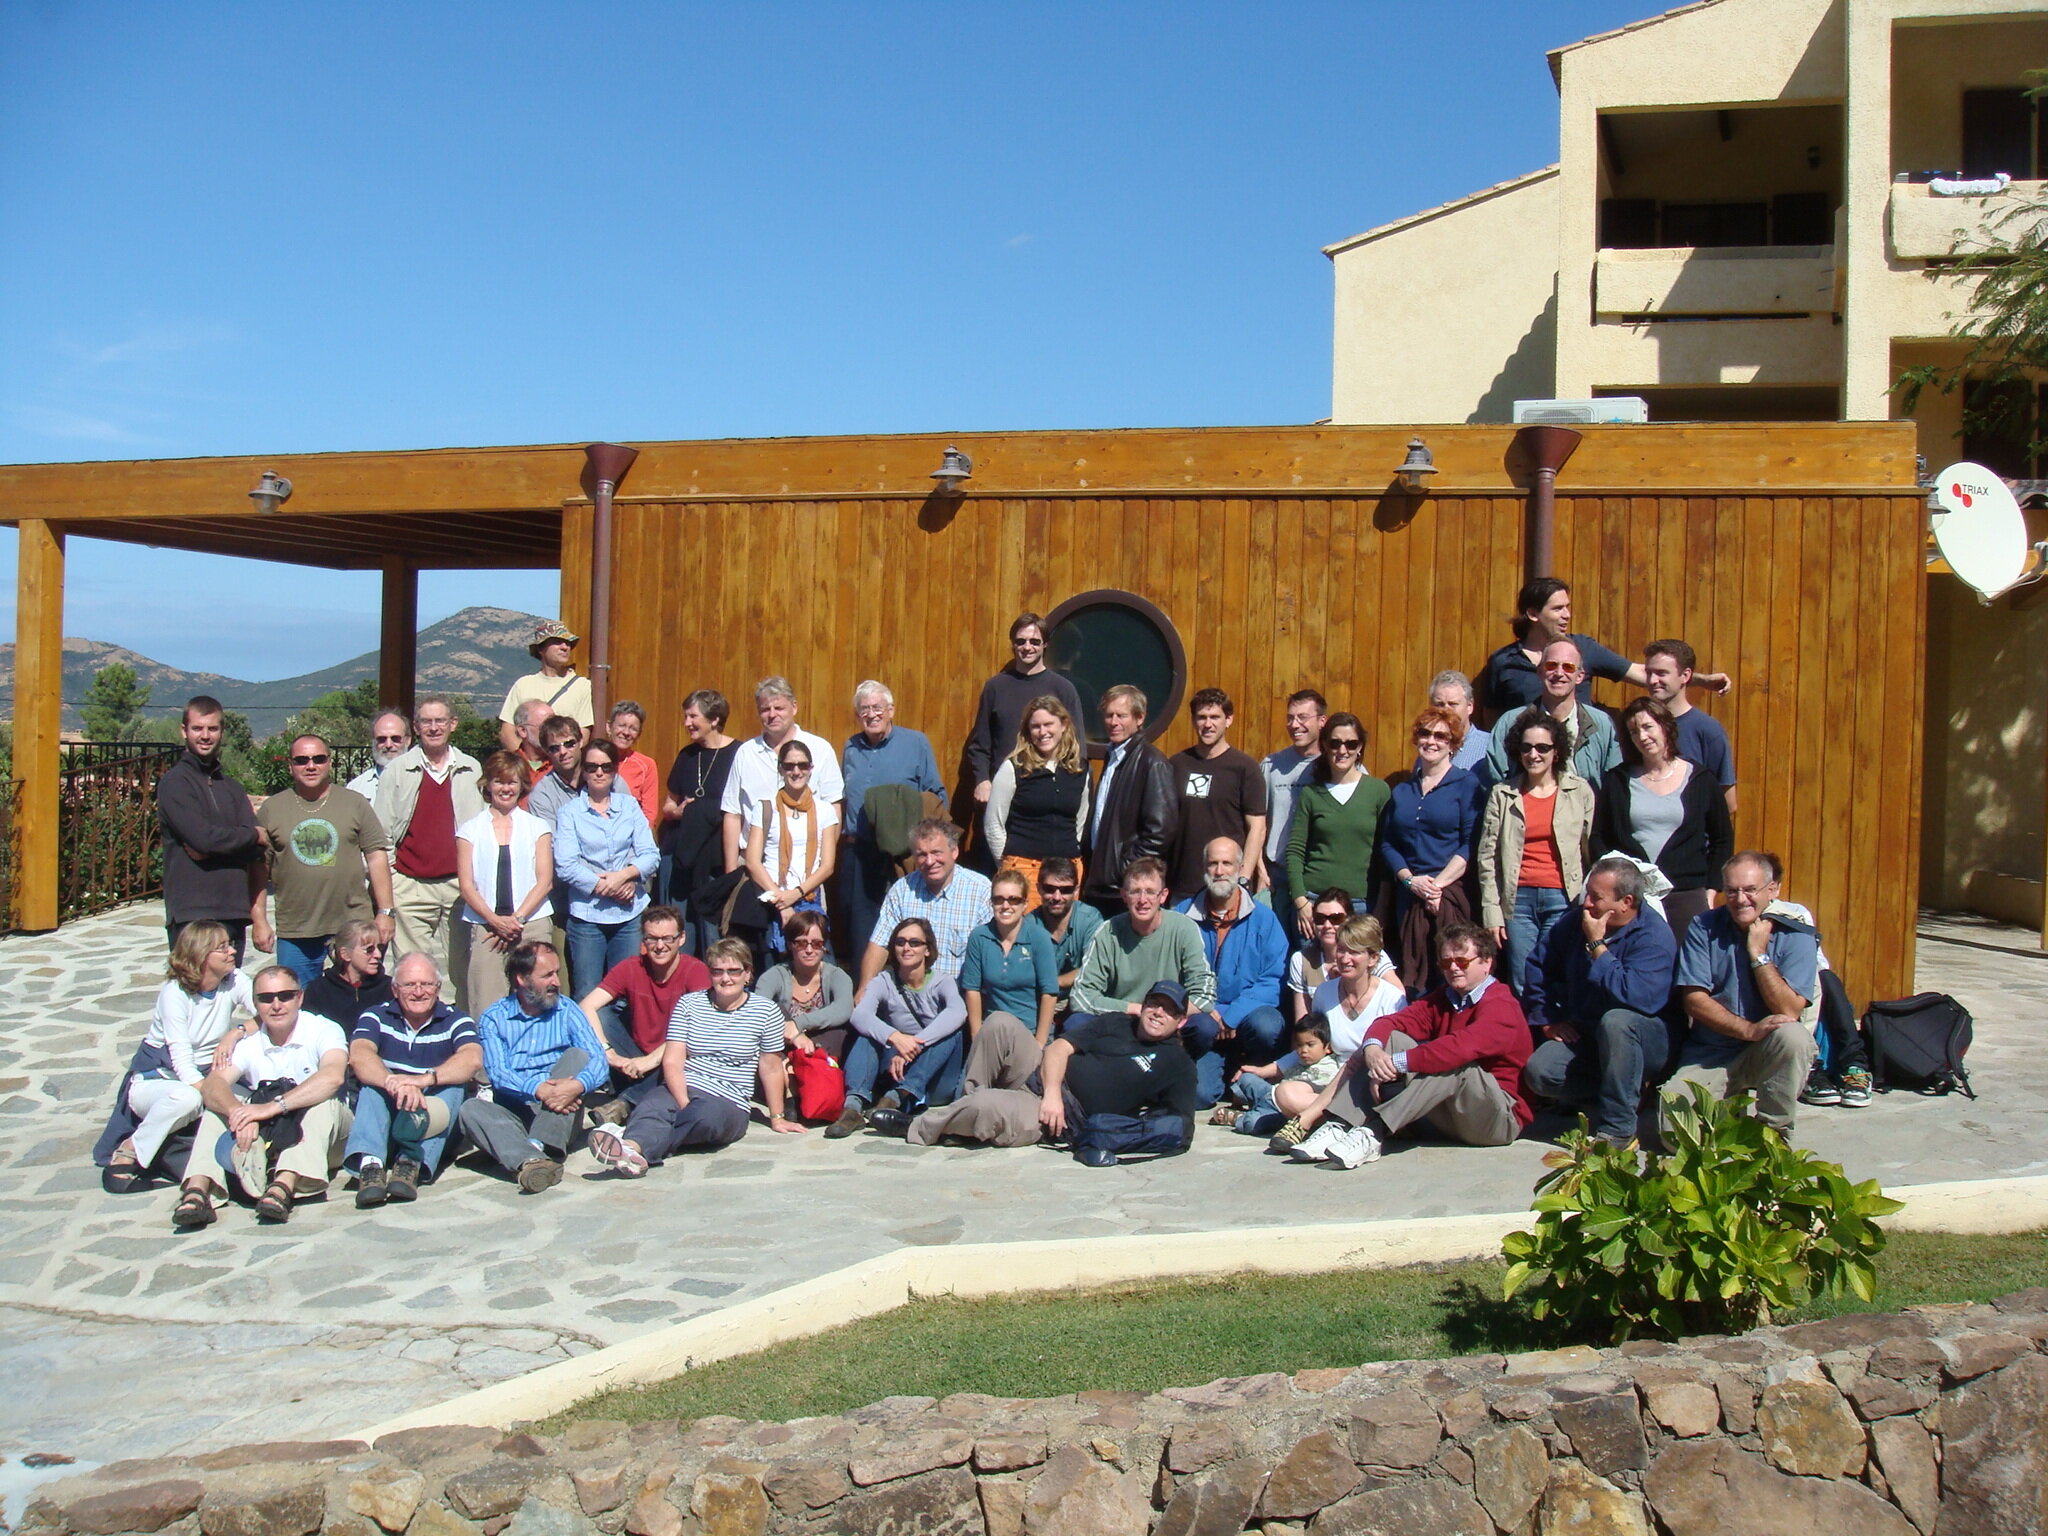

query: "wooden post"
left=15, top=520, right=65, bottom=931
left=379, top=558, right=417, bottom=721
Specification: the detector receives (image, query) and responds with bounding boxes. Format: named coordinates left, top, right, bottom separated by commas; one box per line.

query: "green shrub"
left=1501, top=1082, right=1904, bottom=1342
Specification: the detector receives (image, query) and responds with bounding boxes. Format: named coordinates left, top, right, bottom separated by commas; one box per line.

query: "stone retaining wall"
left=21, top=1289, right=2048, bottom=1536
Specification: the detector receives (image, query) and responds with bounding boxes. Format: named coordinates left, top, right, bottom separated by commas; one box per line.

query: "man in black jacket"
left=1082, top=685, right=1178, bottom=917
left=156, top=696, right=263, bottom=962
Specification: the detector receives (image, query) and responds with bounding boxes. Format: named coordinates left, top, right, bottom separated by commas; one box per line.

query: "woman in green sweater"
left=1285, top=713, right=1390, bottom=943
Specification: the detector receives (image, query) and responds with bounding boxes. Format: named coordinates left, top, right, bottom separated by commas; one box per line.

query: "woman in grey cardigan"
left=826, top=918, right=967, bottom=1138
left=754, top=910, right=856, bottom=1065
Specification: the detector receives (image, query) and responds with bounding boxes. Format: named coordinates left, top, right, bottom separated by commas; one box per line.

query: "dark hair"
left=1286, top=688, right=1328, bottom=714
left=1725, top=850, right=1784, bottom=885
left=1587, top=856, right=1645, bottom=905
left=1316, top=712, right=1367, bottom=780
left=642, top=904, right=684, bottom=933
left=540, top=713, right=583, bottom=748
left=777, top=738, right=814, bottom=767
left=1437, top=922, right=1499, bottom=963
left=1311, top=886, right=1354, bottom=913
left=1644, top=637, right=1697, bottom=674
left=1121, top=855, right=1170, bottom=890
left=505, top=940, right=559, bottom=988
left=1516, top=577, right=1570, bottom=617
left=582, top=739, right=622, bottom=770
left=1039, top=856, right=1080, bottom=887
left=888, top=917, right=940, bottom=974
left=1291, top=1016, right=1333, bottom=1049
left=1616, top=697, right=1679, bottom=766
left=1010, top=611, right=1048, bottom=642
left=685, top=689, right=731, bottom=729
left=183, top=695, right=225, bottom=723
left=781, top=908, right=827, bottom=945
left=1189, top=687, right=1233, bottom=717
left=1505, top=708, right=1563, bottom=781
left=482, top=749, right=526, bottom=785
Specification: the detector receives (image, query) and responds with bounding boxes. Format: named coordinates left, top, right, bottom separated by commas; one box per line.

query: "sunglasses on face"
left=709, top=966, right=748, bottom=978
left=290, top=754, right=330, bottom=766
left=991, top=895, right=1026, bottom=907
left=1520, top=743, right=1557, bottom=756
left=1039, top=883, right=1076, bottom=896
left=373, top=735, right=407, bottom=745
left=1327, top=739, right=1362, bottom=752
left=583, top=761, right=615, bottom=773
left=1540, top=664, right=1579, bottom=675
left=255, top=989, right=300, bottom=1004
left=782, top=761, right=813, bottom=771
left=1415, top=730, right=1451, bottom=743
left=1314, top=914, right=1347, bottom=926
left=892, top=937, right=929, bottom=949
left=791, top=937, right=827, bottom=950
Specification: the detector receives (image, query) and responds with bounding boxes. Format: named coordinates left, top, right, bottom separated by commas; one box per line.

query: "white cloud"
left=2, top=403, right=152, bottom=443
left=54, top=322, right=236, bottom=369
left=1005, top=233, right=1035, bottom=248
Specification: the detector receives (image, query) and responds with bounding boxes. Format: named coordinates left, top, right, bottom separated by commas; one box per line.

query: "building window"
left=1044, top=590, right=1188, bottom=756
left=1961, top=88, right=2041, bottom=181
left=1962, top=379, right=2048, bottom=481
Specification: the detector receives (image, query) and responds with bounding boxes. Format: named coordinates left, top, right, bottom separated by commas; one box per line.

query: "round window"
left=1044, top=590, right=1188, bottom=755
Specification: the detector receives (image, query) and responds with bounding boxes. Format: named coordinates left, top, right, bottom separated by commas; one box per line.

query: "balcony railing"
left=1594, top=245, right=1836, bottom=318
left=1890, top=179, right=2048, bottom=262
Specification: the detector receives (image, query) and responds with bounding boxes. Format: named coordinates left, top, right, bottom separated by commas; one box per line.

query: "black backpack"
left=1861, top=993, right=1976, bottom=1098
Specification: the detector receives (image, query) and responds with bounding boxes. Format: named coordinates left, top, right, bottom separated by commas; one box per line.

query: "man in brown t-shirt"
left=252, top=733, right=395, bottom=987
left=374, top=697, right=485, bottom=1004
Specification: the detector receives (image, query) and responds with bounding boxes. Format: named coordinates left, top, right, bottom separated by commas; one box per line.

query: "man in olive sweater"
left=1067, top=858, right=1218, bottom=1094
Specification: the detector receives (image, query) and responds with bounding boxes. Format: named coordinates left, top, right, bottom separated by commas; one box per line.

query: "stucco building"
left=1327, top=0, right=2048, bottom=929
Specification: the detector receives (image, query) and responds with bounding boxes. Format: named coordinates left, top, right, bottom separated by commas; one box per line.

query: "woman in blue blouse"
left=555, top=738, right=660, bottom=995
left=959, top=868, right=1059, bottom=1044
left=1378, top=707, right=1486, bottom=996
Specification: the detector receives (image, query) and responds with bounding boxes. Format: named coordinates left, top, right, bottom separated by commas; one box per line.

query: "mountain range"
left=0, top=606, right=547, bottom=731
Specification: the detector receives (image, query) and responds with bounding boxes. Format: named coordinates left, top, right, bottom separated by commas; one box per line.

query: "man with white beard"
left=347, top=711, right=413, bottom=799
left=1173, top=837, right=1290, bottom=1105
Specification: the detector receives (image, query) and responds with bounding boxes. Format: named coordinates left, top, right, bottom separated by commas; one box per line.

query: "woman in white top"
left=1278, top=914, right=1407, bottom=1151
left=743, top=739, right=839, bottom=958
left=95, top=921, right=255, bottom=1188
left=457, top=750, right=556, bottom=1013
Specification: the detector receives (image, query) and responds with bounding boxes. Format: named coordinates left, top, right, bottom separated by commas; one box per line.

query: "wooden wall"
left=565, top=487, right=1926, bottom=1006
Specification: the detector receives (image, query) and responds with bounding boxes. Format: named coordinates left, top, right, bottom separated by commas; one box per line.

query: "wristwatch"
left=1748, top=950, right=1771, bottom=969
left=377, top=907, right=397, bottom=917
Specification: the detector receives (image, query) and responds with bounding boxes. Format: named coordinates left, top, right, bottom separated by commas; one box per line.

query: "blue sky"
left=0, top=1, right=1651, bottom=678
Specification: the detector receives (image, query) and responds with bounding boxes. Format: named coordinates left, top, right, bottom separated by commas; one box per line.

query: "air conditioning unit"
left=1512, top=397, right=1650, bottom=425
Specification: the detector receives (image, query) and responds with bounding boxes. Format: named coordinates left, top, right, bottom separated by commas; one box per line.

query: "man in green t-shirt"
left=254, top=733, right=395, bottom=988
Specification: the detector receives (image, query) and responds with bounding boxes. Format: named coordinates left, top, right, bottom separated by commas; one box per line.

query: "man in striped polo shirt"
left=458, top=942, right=608, bottom=1193
left=344, top=952, right=483, bottom=1207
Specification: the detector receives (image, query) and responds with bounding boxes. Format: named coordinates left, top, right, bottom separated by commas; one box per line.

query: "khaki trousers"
left=464, top=916, right=554, bottom=1017
left=1665, top=1022, right=1816, bottom=1134
left=391, top=873, right=468, bottom=1006
left=907, top=1012, right=1046, bottom=1147
left=1327, top=1031, right=1520, bottom=1147
left=184, top=1097, right=352, bottom=1196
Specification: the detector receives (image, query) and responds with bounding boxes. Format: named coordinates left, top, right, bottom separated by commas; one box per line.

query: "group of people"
left=92, top=586, right=1864, bottom=1222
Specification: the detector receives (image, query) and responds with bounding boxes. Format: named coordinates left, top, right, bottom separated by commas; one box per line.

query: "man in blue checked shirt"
left=458, top=941, right=607, bottom=1193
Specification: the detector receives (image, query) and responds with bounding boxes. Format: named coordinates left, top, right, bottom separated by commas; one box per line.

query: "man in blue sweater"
left=839, top=680, right=948, bottom=962
left=1520, top=857, right=1678, bottom=1147
left=1174, top=837, right=1291, bottom=1106
left=458, top=942, right=608, bottom=1192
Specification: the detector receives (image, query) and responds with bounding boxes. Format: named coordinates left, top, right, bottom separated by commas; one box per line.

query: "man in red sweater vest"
left=1291, top=922, right=1532, bottom=1169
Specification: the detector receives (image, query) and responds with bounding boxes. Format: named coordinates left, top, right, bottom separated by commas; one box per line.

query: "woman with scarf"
left=742, top=738, right=840, bottom=962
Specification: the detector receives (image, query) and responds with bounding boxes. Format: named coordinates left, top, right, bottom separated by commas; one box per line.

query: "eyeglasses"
left=643, top=934, right=680, bottom=948
left=416, top=716, right=453, bottom=730
left=791, top=937, right=827, bottom=951
left=1415, top=730, right=1451, bottom=743
left=547, top=739, right=581, bottom=755
left=373, top=734, right=407, bottom=746
left=1440, top=953, right=1483, bottom=970
left=210, top=941, right=236, bottom=954
left=290, top=754, right=330, bottom=766
left=892, top=937, right=929, bottom=949
left=1540, top=663, right=1579, bottom=675
left=1519, top=743, right=1558, bottom=756
left=1327, top=739, right=1362, bottom=752
left=991, top=894, right=1026, bottom=907
left=254, top=989, right=300, bottom=1004
left=708, top=965, right=748, bottom=978
left=1313, top=912, right=1347, bottom=926
left=782, top=760, right=813, bottom=771
left=1039, top=883, right=1076, bottom=896
left=583, top=761, right=615, bottom=773
left=397, top=979, right=439, bottom=991
left=1723, top=883, right=1775, bottom=899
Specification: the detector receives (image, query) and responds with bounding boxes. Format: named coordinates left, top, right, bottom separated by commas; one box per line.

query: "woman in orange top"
left=1475, top=713, right=1595, bottom=996
left=608, top=701, right=664, bottom=829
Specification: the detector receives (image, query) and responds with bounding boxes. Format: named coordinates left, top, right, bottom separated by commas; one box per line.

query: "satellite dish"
left=1930, top=461, right=2031, bottom=600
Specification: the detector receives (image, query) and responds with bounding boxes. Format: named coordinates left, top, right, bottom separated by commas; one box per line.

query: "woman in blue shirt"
left=1378, top=707, right=1486, bottom=996
left=555, top=739, right=659, bottom=995
left=959, top=868, right=1060, bottom=1045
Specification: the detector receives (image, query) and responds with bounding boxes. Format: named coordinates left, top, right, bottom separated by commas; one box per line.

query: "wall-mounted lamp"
left=930, top=444, right=974, bottom=495
left=248, top=469, right=293, bottom=514
left=1394, top=437, right=1438, bottom=493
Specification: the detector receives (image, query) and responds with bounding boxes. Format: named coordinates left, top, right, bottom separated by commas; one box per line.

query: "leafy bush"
left=1501, top=1082, right=1904, bottom=1342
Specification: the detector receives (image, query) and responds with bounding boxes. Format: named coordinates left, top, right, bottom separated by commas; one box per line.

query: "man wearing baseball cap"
left=499, top=620, right=594, bottom=753
left=1037, top=978, right=1199, bottom=1166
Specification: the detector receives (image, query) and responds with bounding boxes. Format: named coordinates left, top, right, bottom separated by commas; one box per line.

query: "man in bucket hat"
left=499, top=619, right=594, bottom=752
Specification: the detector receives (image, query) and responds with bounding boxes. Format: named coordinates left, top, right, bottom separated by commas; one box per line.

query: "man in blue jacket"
left=1520, top=857, right=1678, bottom=1146
left=1175, top=837, right=1290, bottom=1106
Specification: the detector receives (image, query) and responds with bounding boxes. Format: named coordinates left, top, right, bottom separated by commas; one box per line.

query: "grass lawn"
left=552, top=1227, right=2046, bottom=1429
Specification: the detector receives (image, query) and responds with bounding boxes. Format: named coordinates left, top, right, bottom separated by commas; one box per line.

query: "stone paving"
left=2, top=901, right=2043, bottom=1471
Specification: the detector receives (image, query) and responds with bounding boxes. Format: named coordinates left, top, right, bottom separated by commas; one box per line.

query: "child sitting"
left=1214, top=1017, right=1341, bottom=1137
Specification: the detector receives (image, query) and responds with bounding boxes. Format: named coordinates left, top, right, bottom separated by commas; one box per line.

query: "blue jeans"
left=1523, top=1007, right=1673, bottom=1142
left=843, top=1030, right=966, bottom=1109
left=345, top=1082, right=469, bottom=1175
left=1228, top=1070, right=1287, bottom=1137
left=1504, top=886, right=1571, bottom=998
left=274, top=934, right=330, bottom=987
left=566, top=913, right=643, bottom=999
left=1181, top=1004, right=1288, bottom=1106
left=599, top=1009, right=671, bottom=1106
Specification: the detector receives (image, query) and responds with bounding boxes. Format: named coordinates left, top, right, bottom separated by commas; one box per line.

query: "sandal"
left=172, top=1186, right=216, bottom=1229
left=103, top=1152, right=146, bottom=1195
left=255, top=1177, right=296, bottom=1224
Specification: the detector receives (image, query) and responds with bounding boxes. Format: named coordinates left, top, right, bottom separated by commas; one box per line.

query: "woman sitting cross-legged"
left=825, top=917, right=968, bottom=1139
left=94, top=922, right=257, bottom=1192
left=589, top=938, right=804, bottom=1177
left=756, top=909, right=857, bottom=1066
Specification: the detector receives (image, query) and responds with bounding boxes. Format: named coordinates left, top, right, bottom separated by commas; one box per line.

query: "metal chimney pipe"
left=1514, top=425, right=1582, bottom=583
left=582, top=442, right=640, bottom=724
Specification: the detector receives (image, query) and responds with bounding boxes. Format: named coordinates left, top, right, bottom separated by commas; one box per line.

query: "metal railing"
left=58, top=744, right=180, bottom=921
left=0, top=779, right=19, bottom=930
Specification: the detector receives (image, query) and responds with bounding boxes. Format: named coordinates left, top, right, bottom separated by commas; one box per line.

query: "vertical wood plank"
left=14, top=519, right=64, bottom=931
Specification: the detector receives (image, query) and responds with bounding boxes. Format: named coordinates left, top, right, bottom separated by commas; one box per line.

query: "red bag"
left=787, top=1046, right=847, bottom=1122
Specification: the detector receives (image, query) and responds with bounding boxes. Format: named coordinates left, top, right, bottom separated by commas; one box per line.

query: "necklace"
left=693, top=740, right=731, bottom=799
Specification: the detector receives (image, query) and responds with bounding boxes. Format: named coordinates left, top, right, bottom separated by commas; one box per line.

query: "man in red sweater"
left=1291, top=923, right=1532, bottom=1168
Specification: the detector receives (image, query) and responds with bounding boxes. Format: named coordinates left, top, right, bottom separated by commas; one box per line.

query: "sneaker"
left=354, top=1162, right=388, bottom=1209
left=1290, top=1122, right=1346, bottom=1162
left=1324, top=1125, right=1383, bottom=1170
left=590, top=1130, right=648, bottom=1178
left=588, top=1097, right=632, bottom=1128
left=1798, top=1067, right=1842, bottom=1107
left=516, top=1156, right=564, bottom=1194
left=1208, top=1104, right=1242, bottom=1128
left=824, top=1101, right=869, bottom=1140
left=385, top=1159, right=422, bottom=1203
left=1266, top=1118, right=1309, bottom=1155
left=1838, top=1067, right=1873, bottom=1109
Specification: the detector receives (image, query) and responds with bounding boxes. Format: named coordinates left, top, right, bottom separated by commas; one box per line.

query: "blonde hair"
left=1334, top=914, right=1385, bottom=958
left=1008, top=695, right=1083, bottom=775
left=167, top=922, right=230, bottom=994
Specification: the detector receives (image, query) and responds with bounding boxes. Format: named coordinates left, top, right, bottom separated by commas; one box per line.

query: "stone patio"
left=1, top=901, right=2043, bottom=1471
